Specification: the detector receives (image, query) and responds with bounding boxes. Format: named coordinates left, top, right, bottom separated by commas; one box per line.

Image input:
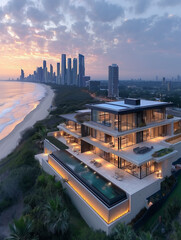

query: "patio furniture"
left=115, top=169, right=124, bottom=178
left=133, top=146, right=153, bottom=154
left=90, top=159, right=96, bottom=164
left=94, top=162, right=102, bottom=168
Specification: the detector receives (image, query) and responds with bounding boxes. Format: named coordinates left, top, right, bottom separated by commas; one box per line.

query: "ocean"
left=0, top=81, right=46, bottom=141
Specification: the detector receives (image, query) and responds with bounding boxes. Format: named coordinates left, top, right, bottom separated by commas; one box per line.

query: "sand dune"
left=0, top=84, right=54, bottom=161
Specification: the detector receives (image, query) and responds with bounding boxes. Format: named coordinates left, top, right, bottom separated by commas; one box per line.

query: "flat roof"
left=60, top=113, right=79, bottom=123
left=87, top=99, right=172, bottom=114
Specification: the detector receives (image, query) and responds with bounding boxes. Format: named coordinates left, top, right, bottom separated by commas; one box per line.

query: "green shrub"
left=152, top=148, right=173, bottom=158
left=0, top=198, right=12, bottom=212
left=167, top=114, right=174, bottom=119
left=46, top=136, right=68, bottom=150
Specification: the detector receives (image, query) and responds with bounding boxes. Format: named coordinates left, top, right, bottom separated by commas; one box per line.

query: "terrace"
left=165, top=134, right=181, bottom=145
left=54, top=136, right=161, bottom=195
left=65, top=148, right=160, bottom=195
left=84, top=117, right=180, bottom=137
left=81, top=135, right=169, bottom=166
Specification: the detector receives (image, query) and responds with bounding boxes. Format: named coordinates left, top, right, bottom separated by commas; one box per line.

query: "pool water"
left=51, top=150, right=127, bottom=207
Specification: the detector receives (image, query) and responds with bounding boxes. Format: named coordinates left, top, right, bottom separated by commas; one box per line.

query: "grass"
left=46, top=136, right=68, bottom=150
left=142, top=173, right=181, bottom=231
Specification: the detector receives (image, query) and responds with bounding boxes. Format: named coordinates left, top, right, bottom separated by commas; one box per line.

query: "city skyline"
left=0, top=0, right=181, bottom=80
left=23, top=53, right=91, bottom=87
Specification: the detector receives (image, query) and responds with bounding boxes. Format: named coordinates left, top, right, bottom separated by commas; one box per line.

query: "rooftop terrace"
left=87, top=99, right=172, bottom=114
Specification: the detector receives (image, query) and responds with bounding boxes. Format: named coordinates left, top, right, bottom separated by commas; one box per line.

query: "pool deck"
left=38, top=136, right=162, bottom=196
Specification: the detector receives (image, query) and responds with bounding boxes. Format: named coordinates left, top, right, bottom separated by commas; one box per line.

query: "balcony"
left=58, top=123, right=82, bottom=138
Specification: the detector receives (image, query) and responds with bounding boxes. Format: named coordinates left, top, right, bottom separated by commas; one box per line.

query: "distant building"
left=20, top=69, right=24, bottom=81
left=89, top=80, right=100, bottom=92
left=108, top=64, right=119, bottom=98
left=43, top=60, right=46, bottom=69
left=73, top=58, right=77, bottom=85
left=167, top=81, right=171, bottom=91
left=61, top=54, right=66, bottom=85
left=50, top=64, right=53, bottom=83
left=57, top=62, right=60, bottom=85
left=43, top=60, right=47, bottom=83
left=67, top=58, right=72, bottom=85
left=78, top=54, right=85, bottom=87
left=162, top=77, right=166, bottom=85
left=37, top=67, right=43, bottom=82
left=82, top=76, right=90, bottom=87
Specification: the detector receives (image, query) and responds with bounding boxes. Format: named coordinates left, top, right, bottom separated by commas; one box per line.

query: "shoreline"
left=0, top=84, right=54, bottom=161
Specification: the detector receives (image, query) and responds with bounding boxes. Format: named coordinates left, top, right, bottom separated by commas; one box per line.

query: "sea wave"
left=0, top=81, right=46, bottom=140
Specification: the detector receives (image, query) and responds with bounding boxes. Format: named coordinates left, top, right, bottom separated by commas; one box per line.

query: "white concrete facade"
left=36, top=99, right=181, bottom=234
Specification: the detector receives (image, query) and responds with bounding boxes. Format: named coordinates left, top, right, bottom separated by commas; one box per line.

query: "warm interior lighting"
left=84, top=151, right=93, bottom=155
left=156, top=169, right=162, bottom=178
left=48, top=159, right=129, bottom=224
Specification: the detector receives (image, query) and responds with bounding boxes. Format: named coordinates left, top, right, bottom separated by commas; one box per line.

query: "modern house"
left=36, top=98, right=181, bottom=234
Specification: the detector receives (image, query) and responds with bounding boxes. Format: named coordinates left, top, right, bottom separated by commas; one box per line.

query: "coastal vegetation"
left=0, top=85, right=181, bottom=239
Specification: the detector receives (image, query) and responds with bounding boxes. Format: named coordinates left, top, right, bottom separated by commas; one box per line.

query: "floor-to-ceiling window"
left=144, top=108, right=166, bottom=124
left=119, top=113, right=136, bottom=131
left=119, top=133, right=135, bottom=149
left=120, top=158, right=156, bottom=179
left=92, top=110, right=118, bottom=129
left=174, top=121, right=181, bottom=134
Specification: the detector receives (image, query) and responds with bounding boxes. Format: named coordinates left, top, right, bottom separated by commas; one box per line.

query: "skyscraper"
left=57, top=62, right=60, bottom=84
left=61, top=54, right=66, bottom=85
left=67, top=58, right=72, bottom=85
left=50, top=64, right=53, bottom=82
left=78, top=54, right=85, bottom=87
left=43, top=60, right=46, bottom=69
left=73, top=58, right=77, bottom=85
left=43, top=60, right=47, bottom=83
left=108, top=64, right=119, bottom=98
left=20, top=69, right=24, bottom=81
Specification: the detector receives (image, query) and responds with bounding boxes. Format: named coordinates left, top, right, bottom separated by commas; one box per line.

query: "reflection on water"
left=0, top=81, right=46, bottom=141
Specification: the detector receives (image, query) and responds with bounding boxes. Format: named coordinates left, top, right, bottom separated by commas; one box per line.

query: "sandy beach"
left=0, top=84, right=54, bottom=161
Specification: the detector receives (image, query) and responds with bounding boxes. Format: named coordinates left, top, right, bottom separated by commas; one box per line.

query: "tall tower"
left=43, top=60, right=46, bottom=69
left=108, top=64, right=119, bottom=98
left=78, top=54, right=85, bottom=87
left=20, top=69, right=24, bottom=81
left=57, top=62, right=60, bottom=85
left=67, top=58, right=72, bottom=85
left=43, top=60, right=47, bottom=83
left=50, top=64, right=53, bottom=83
left=73, top=58, right=77, bottom=85
left=61, top=54, right=66, bottom=85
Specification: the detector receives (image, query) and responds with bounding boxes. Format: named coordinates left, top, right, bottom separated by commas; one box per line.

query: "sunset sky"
left=0, top=0, right=181, bottom=80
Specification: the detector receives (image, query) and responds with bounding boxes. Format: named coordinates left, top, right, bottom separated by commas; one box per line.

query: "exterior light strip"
left=49, top=159, right=129, bottom=224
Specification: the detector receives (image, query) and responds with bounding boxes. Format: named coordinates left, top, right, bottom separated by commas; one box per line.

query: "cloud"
left=88, top=0, right=124, bottom=22
left=158, top=0, right=181, bottom=7
left=42, top=0, right=64, bottom=13
left=134, top=0, right=151, bottom=14
left=27, top=7, right=47, bottom=24
left=5, top=0, right=29, bottom=20
left=0, top=0, right=181, bottom=79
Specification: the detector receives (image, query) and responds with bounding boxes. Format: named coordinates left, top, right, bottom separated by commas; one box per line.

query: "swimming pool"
left=51, top=150, right=127, bottom=207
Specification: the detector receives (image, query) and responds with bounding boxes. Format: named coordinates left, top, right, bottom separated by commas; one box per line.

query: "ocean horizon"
left=0, top=81, right=46, bottom=141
